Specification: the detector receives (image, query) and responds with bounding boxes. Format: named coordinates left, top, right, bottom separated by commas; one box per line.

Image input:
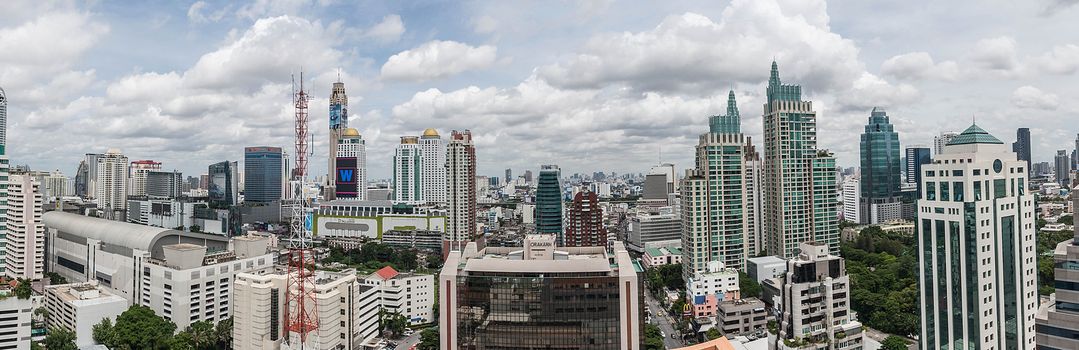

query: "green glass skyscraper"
left=536, top=165, right=563, bottom=243
left=762, top=61, right=839, bottom=258
left=859, top=107, right=901, bottom=199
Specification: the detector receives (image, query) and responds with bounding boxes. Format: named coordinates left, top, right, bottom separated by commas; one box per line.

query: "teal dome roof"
left=946, top=124, right=1003, bottom=146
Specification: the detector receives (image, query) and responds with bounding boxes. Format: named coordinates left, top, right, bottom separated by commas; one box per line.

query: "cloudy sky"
left=2, top=0, right=1078, bottom=180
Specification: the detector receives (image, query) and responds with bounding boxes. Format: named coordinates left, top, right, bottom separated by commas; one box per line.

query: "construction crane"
left=284, top=71, right=319, bottom=349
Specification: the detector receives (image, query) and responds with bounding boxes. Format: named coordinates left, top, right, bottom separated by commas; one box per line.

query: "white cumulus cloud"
left=1011, top=86, right=1059, bottom=110
left=380, top=40, right=498, bottom=81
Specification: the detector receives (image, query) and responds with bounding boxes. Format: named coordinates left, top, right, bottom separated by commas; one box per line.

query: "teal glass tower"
left=859, top=107, right=902, bottom=199
left=536, top=165, right=563, bottom=243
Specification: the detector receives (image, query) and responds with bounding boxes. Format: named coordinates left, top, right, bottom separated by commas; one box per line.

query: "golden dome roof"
left=342, top=128, right=360, bottom=137
left=422, top=128, right=439, bottom=137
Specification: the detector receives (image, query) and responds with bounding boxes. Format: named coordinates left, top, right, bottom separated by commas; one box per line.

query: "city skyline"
left=1, top=0, right=1079, bottom=180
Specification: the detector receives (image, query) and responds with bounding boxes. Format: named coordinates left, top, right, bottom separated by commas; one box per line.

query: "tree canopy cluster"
left=644, top=263, right=684, bottom=295
left=323, top=242, right=441, bottom=273
left=91, top=305, right=232, bottom=350
left=841, top=226, right=919, bottom=337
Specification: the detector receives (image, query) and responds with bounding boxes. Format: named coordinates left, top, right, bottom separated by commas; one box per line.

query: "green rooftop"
left=946, top=123, right=1003, bottom=146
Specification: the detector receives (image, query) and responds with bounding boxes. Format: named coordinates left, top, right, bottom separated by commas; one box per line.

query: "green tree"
left=15, top=279, right=32, bottom=299
left=92, top=317, right=115, bottom=345
left=107, top=305, right=177, bottom=350
left=738, top=272, right=762, bottom=298
left=417, top=328, right=439, bottom=350
left=1059, top=214, right=1073, bottom=225
left=214, top=317, right=233, bottom=348
left=43, top=327, right=78, bottom=350
left=705, top=328, right=722, bottom=340
left=184, top=321, right=215, bottom=350
left=44, top=272, right=68, bottom=285
left=167, top=331, right=195, bottom=350
left=881, top=335, right=909, bottom=350
left=382, top=311, right=408, bottom=337
left=643, top=323, right=665, bottom=350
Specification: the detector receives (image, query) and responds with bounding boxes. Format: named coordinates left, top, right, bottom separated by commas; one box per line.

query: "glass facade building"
left=243, top=147, right=283, bottom=203
left=536, top=165, right=563, bottom=242
left=905, top=146, right=932, bottom=194
left=859, top=107, right=901, bottom=199
left=208, top=160, right=238, bottom=207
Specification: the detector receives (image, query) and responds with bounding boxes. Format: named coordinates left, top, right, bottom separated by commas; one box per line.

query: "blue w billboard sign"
left=338, top=169, right=354, bottom=183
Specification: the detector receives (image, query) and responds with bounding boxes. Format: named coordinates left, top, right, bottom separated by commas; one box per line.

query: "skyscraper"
left=95, top=149, right=128, bottom=221
left=681, top=90, right=762, bottom=277
left=444, top=130, right=476, bottom=253
left=761, top=61, right=839, bottom=258
left=145, top=170, right=182, bottom=199
left=3, top=174, right=43, bottom=280
left=0, top=88, right=8, bottom=274
left=128, top=160, right=162, bottom=197
left=1055, top=150, right=1071, bottom=187
left=775, top=242, right=865, bottom=350
left=208, top=160, right=239, bottom=207
left=244, top=147, right=283, bottom=203
left=904, top=145, right=932, bottom=194
left=917, top=124, right=1036, bottom=350
left=327, top=80, right=349, bottom=196
left=74, top=161, right=89, bottom=198
left=858, top=107, right=903, bottom=224
left=393, top=136, right=423, bottom=204
left=82, top=153, right=103, bottom=199
left=504, top=168, right=512, bottom=184
left=419, top=129, right=446, bottom=204
left=934, top=131, right=960, bottom=155
left=334, top=128, right=366, bottom=200
left=535, top=165, right=563, bottom=243
left=1012, top=128, right=1031, bottom=176
left=0, top=87, right=6, bottom=155
left=564, top=190, right=606, bottom=247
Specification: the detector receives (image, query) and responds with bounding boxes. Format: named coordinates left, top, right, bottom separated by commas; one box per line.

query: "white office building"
left=776, top=241, right=864, bottom=350
left=95, top=149, right=128, bottom=220
left=0, top=296, right=30, bottom=350
left=934, top=131, right=960, bottom=156
left=445, top=130, right=477, bottom=251
left=686, top=261, right=740, bottom=301
left=365, top=266, right=435, bottom=325
left=128, top=160, right=162, bottom=197
left=43, top=170, right=70, bottom=199
left=233, top=268, right=380, bottom=350
left=917, top=124, right=1037, bottom=350
left=44, top=282, right=128, bottom=348
left=43, top=212, right=276, bottom=330
left=841, top=179, right=861, bottom=223
left=392, top=136, right=424, bottom=205
left=4, top=174, right=43, bottom=280
left=420, top=129, right=446, bottom=204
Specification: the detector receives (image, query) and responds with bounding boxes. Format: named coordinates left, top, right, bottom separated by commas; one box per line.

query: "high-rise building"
left=841, top=179, right=860, bottom=223
left=1012, top=128, right=1031, bottom=176
left=858, top=107, right=903, bottom=224
left=43, top=170, right=69, bottom=199
left=761, top=61, right=839, bottom=258
left=444, top=130, right=476, bottom=252
left=439, top=236, right=642, bottom=349
left=82, top=153, right=103, bottom=199
left=536, top=165, right=563, bottom=243
left=128, top=160, right=161, bottom=197
left=1074, top=134, right=1079, bottom=169
left=393, top=136, right=424, bottom=204
left=650, top=163, right=677, bottom=194
left=3, top=174, right=43, bottom=280
left=334, top=128, right=366, bottom=200
left=523, top=170, right=533, bottom=184
left=419, top=128, right=446, bottom=204
left=74, top=161, right=89, bottom=198
left=145, top=170, right=183, bottom=199
left=1055, top=150, right=1071, bottom=187
left=327, top=80, right=349, bottom=197
left=95, top=149, right=128, bottom=221
left=774, top=242, right=864, bottom=350
left=564, top=190, right=606, bottom=247
left=0, top=87, right=6, bottom=154
left=1035, top=188, right=1079, bottom=349
left=904, top=145, right=932, bottom=194
left=0, top=297, right=30, bottom=350
left=208, top=160, right=239, bottom=207
left=233, top=269, right=379, bottom=350
left=244, top=147, right=283, bottom=203
left=505, top=168, right=512, bottom=184
left=934, top=131, right=960, bottom=155
left=917, top=124, right=1036, bottom=349
left=681, top=90, right=762, bottom=276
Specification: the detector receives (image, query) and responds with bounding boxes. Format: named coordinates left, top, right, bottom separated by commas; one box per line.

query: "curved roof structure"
left=422, top=128, right=439, bottom=137
left=43, top=211, right=229, bottom=256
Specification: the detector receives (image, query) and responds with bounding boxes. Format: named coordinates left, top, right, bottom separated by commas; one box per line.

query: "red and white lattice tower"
left=285, top=71, right=318, bottom=349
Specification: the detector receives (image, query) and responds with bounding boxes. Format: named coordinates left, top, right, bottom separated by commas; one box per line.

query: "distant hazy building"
left=1056, top=150, right=1071, bottom=187
left=44, top=282, right=127, bottom=348
left=934, top=131, right=960, bottom=155
left=4, top=174, right=43, bottom=280
left=74, top=160, right=89, bottom=198
left=564, top=190, right=606, bottom=247
left=536, top=165, right=563, bottom=242
left=1035, top=189, right=1079, bottom=349
left=761, top=62, right=838, bottom=258
left=233, top=268, right=379, bottom=350
left=208, top=160, right=239, bottom=206
left=43, top=170, right=69, bottom=199
left=145, top=170, right=182, bottom=199
left=393, top=136, right=423, bottom=204
left=420, top=128, right=446, bottom=204
left=627, top=208, right=681, bottom=252
left=439, top=235, right=642, bottom=349
left=244, top=147, right=283, bottom=203
left=918, top=124, right=1036, bottom=349
left=444, top=130, right=477, bottom=252
left=128, top=160, right=161, bottom=197
left=1013, top=128, right=1031, bottom=176
left=904, top=146, right=932, bottom=194
left=775, top=242, right=864, bottom=350
left=95, top=149, right=128, bottom=220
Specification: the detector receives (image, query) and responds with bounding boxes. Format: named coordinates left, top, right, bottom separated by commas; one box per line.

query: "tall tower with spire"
left=327, top=79, right=349, bottom=198
left=761, top=61, right=839, bottom=258
left=681, top=89, right=762, bottom=283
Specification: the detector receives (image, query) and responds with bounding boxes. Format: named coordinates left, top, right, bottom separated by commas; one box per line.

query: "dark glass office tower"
left=1012, top=128, right=1031, bottom=176
left=859, top=107, right=902, bottom=199
left=535, top=165, right=563, bottom=243
left=244, top=147, right=283, bottom=203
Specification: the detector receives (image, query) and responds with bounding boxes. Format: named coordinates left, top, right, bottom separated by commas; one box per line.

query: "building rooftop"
left=946, top=123, right=1003, bottom=146
left=43, top=211, right=229, bottom=259
left=45, top=282, right=126, bottom=306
